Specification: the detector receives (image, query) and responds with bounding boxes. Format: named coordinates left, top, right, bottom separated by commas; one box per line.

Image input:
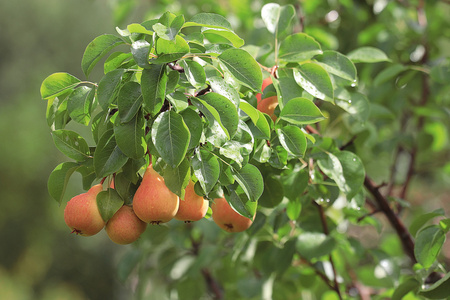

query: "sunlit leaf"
left=82, top=34, right=125, bottom=77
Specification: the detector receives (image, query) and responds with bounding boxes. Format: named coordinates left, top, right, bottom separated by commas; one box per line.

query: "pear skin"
left=257, top=95, right=278, bottom=122
left=64, top=184, right=105, bottom=236
left=256, top=77, right=273, bottom=103
left=132, top=164, right=179, bottom=224
left=175, top=181, right=209, bottom=222
left=211, top=197, right=254, bottom=233
left=106, top=205, right=147, bottom=245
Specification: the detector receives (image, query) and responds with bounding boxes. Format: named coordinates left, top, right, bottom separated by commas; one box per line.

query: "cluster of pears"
left=64, top=164, right=254, bottom=244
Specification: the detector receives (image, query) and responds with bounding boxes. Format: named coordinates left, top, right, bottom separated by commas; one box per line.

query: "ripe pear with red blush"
left=175, top=181, right=209, bottom=222
left=257, top=95, right=278, bottom=122
left=211, top=197, right=254, bottom=233
left=132, top=164, right=179, bottom=224
left=256, top=77, right=273, bottom=103
left=106, top=205, right=147, bottom=244
left=64, top=184, right=105, bottom=236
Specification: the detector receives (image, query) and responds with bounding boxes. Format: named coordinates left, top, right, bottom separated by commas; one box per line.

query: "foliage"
left=40, top=1, right=450, bottom=299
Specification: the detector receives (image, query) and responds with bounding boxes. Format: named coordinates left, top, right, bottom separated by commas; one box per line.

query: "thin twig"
left=364, top=176, right=417, bottom=263
left=317, top=204, right=343, bottom=300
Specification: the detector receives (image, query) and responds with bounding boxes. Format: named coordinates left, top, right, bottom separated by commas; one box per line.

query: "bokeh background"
left=1, top=0, right=449, bottom=299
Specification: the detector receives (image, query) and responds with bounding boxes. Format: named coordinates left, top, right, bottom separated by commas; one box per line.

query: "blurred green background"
left=0, top=1, right=126, bottom=299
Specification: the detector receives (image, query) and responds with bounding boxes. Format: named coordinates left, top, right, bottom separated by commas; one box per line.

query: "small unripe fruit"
left=133, top=164, right=179, bottom=224
left=106, top=205, right=147, bottom=245
left=211, top=197, right=254, bottom=233
left=64, top=184, right=105, bottom=236
left=175, top=181, right=209, bottom=222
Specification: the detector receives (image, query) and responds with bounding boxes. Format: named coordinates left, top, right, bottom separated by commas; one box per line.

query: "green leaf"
left=296, top=232, right=336, bottom=260
left=219, top=120, right=254, bottom=167
left=166, top=71, right=180, bottom=94
left=373, top=64, right=408, bottom=86
left=317, top=151, right=365, bottom=199
left=131, top=40, right=151, bottom=68
left=151, top=110, right=190, bottom=168
left=94, top=130, right=129, bottom=178
left=104, top=52, right=132, bottom=74
left=280, top=97, right=326, bottom=125
left=67, top=86, right=95, bottom=126
left=41, top=72, right=81, bottom=99
left=52, top=129, right=90, bottom=162
left=278, top=76, right=305, bottom=107
left=180, top=59, right=206, bottom=89
left=261, top=3, right=296, bottom=38
left=347, top=46, right=390, bottom=63
left=117, top=81, right=143, bottom=123
left=180, top=108, right=203, bottom=150
left=47, top=162, right=80, bottom=204
left=183, top=13, right=233, bottom=30
left=414, top=225, right=446, bottom=269
left=82, top=34, right=125, bottom=77
left=277, top=126, right=307, bottom=157
left=315, top=50, right=357, bottom=82
left=202, top=28, right=244, bottom=48
left=96, top=188, right=124, bottom=222
left=199, top=93, right=239, bottom=138
left=419, top=271, right=450, bottom=299
left=153, top=35, right=190, bottom=64
left=192, top=149, right=221, bottom=194
left=226, top=188, right=258, bottom=219
left=218, top=48, right=262, bottom=92
left=141, top=64, right=168, bottom=115
left=231, top=164, right=264, bottom=202
left=114, top=112, right=147, bottom=160
left=97, top=69, right=126, bottom=110
left=409, top=208, right=445, bottom=237
left=163, top=158, right=190, bottom=199
left=278, top=33, right=322, bottom=63
left=335, top=90, right=371, bottom=122
left=259, top=176, right=284, bottom=208
left=293, top=63, right=334, bottom=102
left=206, top=68, right=240, bottom=106
left=91, top=110, right=114, bottom=144
left=286, top=199, right=302, bottom=221
left=126, top=23, right=154, bottom=36
left=392, top=277, right=420, bottom=300
left=153, top=15, right=184, bottom=40
left=191, top=97, right=229, bottom=146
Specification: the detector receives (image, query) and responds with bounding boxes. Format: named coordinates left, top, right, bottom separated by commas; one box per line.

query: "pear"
left=211, top=197, right=254, bottom=233
left=175, top=181, right=209, bottom=222
left=132, top=164, right=179, bottom=224
left=256, top=77, right=273, bottom=103
left=64, top=184, right=105, bottom=236
left=257, top=95, right=278, bottom=122
left=106, top=205, right=147, bottom=245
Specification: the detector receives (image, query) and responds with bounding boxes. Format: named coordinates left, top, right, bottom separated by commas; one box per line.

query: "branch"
left=190, top=234, right=223, bottom=299
left=364, top=176, right=417, bottom=263
left=317, top=204, right=343, bottom=300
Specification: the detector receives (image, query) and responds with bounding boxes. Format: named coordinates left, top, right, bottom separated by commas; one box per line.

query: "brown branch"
left=201, top=269, right=223, bottom=300
left=364, top=176, right=417, bottom=263
left=317, top=204, right=343, bottom=300
left=190, top=234, right=223, bottom=299
left=168, top=62, right=184, bottom=73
